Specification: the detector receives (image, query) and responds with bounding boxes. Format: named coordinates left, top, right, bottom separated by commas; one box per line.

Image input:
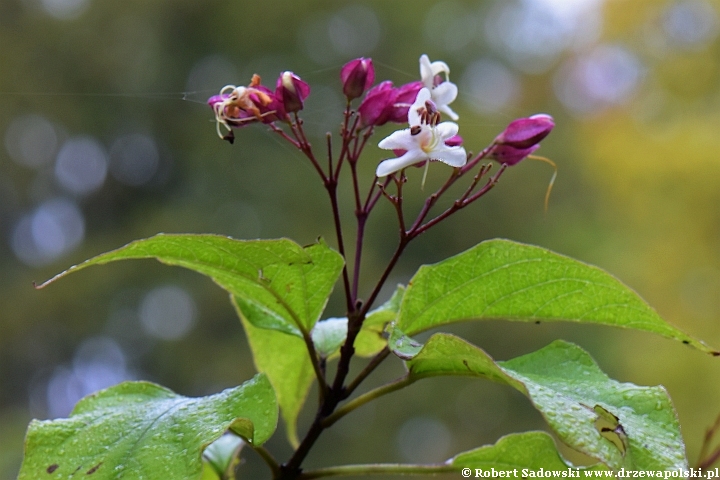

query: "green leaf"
left=397, top=239, right=716, bottom=354
left=202, top=433, right=244, bottom=479
left=311, top=318, right=348, bottom=358
left=236, top=299, right=314, bottom=448
left=387, top=324, right=423, bottom=360
left=355, top=285, right=404, bottom=357
left=451, top=431, right=607, bottom=473
left=36, top=234, right=344, bottom=335
left=19, top=375, right=277, bottom=480
left=406, top=334, right=687, bottom=471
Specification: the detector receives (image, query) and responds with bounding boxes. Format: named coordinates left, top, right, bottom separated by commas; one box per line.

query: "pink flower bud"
left=488, top=144, right=540, bottom=166
left=275, top=71, right=310, bottom=113
left=341, top=57, right=375, bottom=100
left=494, top=114, right=554, bottom=149
left=387, top=81, right=423, bottom=123
left=444, top=134, right=463, bottom=147
left=358, top=81, right=397, bottom=127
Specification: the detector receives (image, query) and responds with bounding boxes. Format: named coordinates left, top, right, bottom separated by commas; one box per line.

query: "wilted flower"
left=276, top=71, right=310, bottom=114
left=419, top=54, right=459, bottom=121
left=341, top=57, right=375, bottom=100
left=376, top=88, right=466, bottom=177
left=209, top=74, right=282, bottom=142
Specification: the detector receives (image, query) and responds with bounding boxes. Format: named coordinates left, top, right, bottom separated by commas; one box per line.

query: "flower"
left=419, top=54, right=459, bottom=121
left=275, top=71, right=310, bottom=113
left=493, top=114, right=554, bottom=149
left=341, top=57, right=375, bottom=100
left=488, top=114, right=555, bottom=166
left=376, top=88, right=466, bottom=177
left=487, top=144, right=541, bottom=166
left=387, top=81, right=423, bottom=123
left=358, top=81, right=397, bottom=127
left=209, top=74, right=283, bottom=142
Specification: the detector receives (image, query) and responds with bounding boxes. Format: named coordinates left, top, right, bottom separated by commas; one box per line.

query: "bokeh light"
left=554, top=44, right=644, bottom=115
left=11, top=197, right=85, bottom=267
left=39, top=0, right=91, bottom=20
left=396, top=416, right=452, bottom=463
left=460, top=58, right=521, bottom=114
left=54, top=136, right=108, bottom=195
left=40, top=337, right=132, bottom=419
left=109, top=133, right=160, bottom=187
left=4, top=115, right=59, bottom=170
left=139, top=285, right=197, bottom=341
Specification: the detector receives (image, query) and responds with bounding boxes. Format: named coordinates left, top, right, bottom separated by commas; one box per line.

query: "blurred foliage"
left=1, top=0, right=720, bottom=478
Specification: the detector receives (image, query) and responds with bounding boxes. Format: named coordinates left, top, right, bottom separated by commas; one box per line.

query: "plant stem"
left=322, top=375, right=413, bottom=428
left=344, top=347, right=390, bottom=398
left=298, top=462, right=453, bottom=479
left=252, top=445, right=281, bottom=478
left=698, top=411, right=720, bottom=469
left=411, top=163, right=507, bottom=238
left=326, top=177, right=354, bottom=314
left=301, top=329, right=329, bottom=400
left=360, top=235, right=409, bottom=318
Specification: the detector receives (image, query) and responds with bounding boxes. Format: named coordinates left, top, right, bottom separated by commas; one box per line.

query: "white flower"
left=419, top=54, right=459, bottom=121
left=376, top=88, right=466, bottom=177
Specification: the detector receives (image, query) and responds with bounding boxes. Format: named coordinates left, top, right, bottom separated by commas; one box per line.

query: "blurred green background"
left=2, top=0, right=720, bottom=477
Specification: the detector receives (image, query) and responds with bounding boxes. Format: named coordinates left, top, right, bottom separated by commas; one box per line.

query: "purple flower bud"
left=341, top=57, right=375, bottom=100
left=494, top=114, right=554, bottom=149
left=444, top=134, right=463, bottom=147
left=358, top=81, right=397, bottom=127
left=275, top=71, right=310, bottom=113
left=387, top=81, right=423, bottom=124
left=488, top=144, right=540, bottom=166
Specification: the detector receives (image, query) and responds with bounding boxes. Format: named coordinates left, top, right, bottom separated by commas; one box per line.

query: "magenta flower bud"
left=444, top=134, right=463, bottom=147
left=358, top=81, right=397, bottom=127
left=387, top=81, right=423, bottom=123
left=275, top=71, right=310, bottom=113
left=341, top=57, right=375, bottom=100
left=494, top=114, right=554, bottom=149
left=488, top=144, right=540, bottom=166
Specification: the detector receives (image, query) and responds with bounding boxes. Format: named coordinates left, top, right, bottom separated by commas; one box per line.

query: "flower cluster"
left=208, top=54, right=554, bottom=181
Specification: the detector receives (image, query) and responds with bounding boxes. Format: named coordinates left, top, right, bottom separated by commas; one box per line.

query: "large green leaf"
left=236, top=299, right=314, bottom=448
left=397, top=239, right=716, bottom=354
left=450, top=431, right=607, bottom=473
left=37, top=234, right=344, bottom=334
left=405, top=334, right=687, bottom=471
left=19, top=375, right=277, bottom=480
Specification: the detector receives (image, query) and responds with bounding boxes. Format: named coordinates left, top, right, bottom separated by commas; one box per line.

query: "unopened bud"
left=494, top=114, right=554, bottom=149
left=358, top=81, right=397, bottom=127
left=488, top=144, right=540, bottom=166
left=276, top=71, right=310, bottom=113
left=341, top=57, right=375, bottom=100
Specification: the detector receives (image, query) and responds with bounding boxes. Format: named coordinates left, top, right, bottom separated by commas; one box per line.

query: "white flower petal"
left=432, top=146, right=467, bottom=168
left=408, top=88, right=432, bottom=126
left=376, top=151, right=427, bottom=177
left=419, top=54, right=434, bottom=89
left=434, top=122, right=459, bottom=140
left=432, top=81, right=458, bottom=105
left=420, top=54, right=451, bottom=88
left=378, top=128, right=417, bottom=151
left=438, top=104, right=459, bottom=121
